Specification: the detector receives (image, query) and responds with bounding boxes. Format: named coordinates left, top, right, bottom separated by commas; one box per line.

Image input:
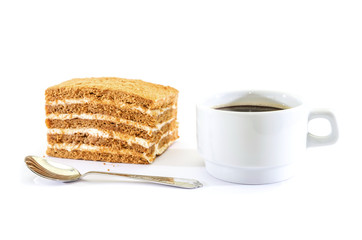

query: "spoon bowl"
left=25, top=155, right=81, bottom=182
left=25, top=155, right=203, bottom=189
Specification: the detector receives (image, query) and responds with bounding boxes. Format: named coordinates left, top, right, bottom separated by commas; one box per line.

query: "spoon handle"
left=83, top=171, right=203, bottom=189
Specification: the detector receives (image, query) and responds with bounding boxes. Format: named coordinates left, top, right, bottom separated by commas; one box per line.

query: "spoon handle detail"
left=83, top=171, right=203, bottom=189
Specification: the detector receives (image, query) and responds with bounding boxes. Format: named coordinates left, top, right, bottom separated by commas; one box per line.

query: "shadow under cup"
left=196, top=91, right=338, bottom=184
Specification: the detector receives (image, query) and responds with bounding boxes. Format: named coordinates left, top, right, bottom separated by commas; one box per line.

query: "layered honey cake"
left=45, top=77, right=179, bottom=164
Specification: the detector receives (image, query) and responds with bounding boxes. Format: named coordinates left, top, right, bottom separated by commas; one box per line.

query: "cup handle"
left=307, top=109, right=339, bottom=147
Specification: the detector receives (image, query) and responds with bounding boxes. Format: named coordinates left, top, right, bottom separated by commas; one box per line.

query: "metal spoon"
left=25, top=155, right=203, bottom=189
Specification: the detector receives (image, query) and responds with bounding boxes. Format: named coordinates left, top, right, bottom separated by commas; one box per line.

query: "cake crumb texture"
left=45, top=77, right=179, bottom=164
left=46, top=77, right=179, bottom=109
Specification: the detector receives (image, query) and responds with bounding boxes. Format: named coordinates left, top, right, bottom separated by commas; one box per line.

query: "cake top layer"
left=46, top=77, right=178, bottom=108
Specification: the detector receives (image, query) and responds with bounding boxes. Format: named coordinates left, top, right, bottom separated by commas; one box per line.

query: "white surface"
left=197, top=90, right=339, bottom=184
left=1, top=0, right=362, bottom=239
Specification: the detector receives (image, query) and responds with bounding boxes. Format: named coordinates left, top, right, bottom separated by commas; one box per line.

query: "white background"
left=1, top=0, right=361, bottom=239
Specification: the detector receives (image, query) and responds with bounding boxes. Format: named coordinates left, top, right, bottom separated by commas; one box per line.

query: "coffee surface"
left=215, top=104, right=286, bottom=112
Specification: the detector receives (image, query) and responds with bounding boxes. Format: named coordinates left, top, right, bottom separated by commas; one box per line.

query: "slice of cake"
left=45, top=77, right=179, bottom=164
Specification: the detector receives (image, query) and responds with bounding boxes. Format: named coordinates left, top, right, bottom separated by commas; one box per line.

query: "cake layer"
left=47, top=133, right=156, bottom=155
left=46, top=130, right=178, bottom=164
left=45, top=118, right=177, bottom=141
left=46, top=148, right=152, bottom=164
left=46, top=98, right=176, bottom=116
left=45, top=77, right=179, bottom=109
left=47, top=129, right=178, bottom=155
left=47, top=128, right=152, bottom=148
left=46, top=113, right=175, bottom=134
left=45, top=103, right=177, bottom=127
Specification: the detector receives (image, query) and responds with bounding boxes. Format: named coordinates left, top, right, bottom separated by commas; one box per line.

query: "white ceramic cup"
left=196, top=90, right=338, bottom=184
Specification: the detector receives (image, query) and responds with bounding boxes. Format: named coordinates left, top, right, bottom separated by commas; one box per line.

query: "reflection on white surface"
left=23, top=148, right=209, bottom=186
left=22, top=146, right=301, bottom=190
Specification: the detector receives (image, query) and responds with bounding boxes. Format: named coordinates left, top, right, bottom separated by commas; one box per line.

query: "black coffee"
left=215, top=104, right=287, bottom=112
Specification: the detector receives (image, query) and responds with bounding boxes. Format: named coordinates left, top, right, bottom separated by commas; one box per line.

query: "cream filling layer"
left=46, top=113, right=175, bottom=135
left=47, top=128, right=176, bottom=149
left=48, top=128, right=151, bottom=148
left=46, top=99, right=176, bottom=116
left=155, top=138, right=175, bottom=155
